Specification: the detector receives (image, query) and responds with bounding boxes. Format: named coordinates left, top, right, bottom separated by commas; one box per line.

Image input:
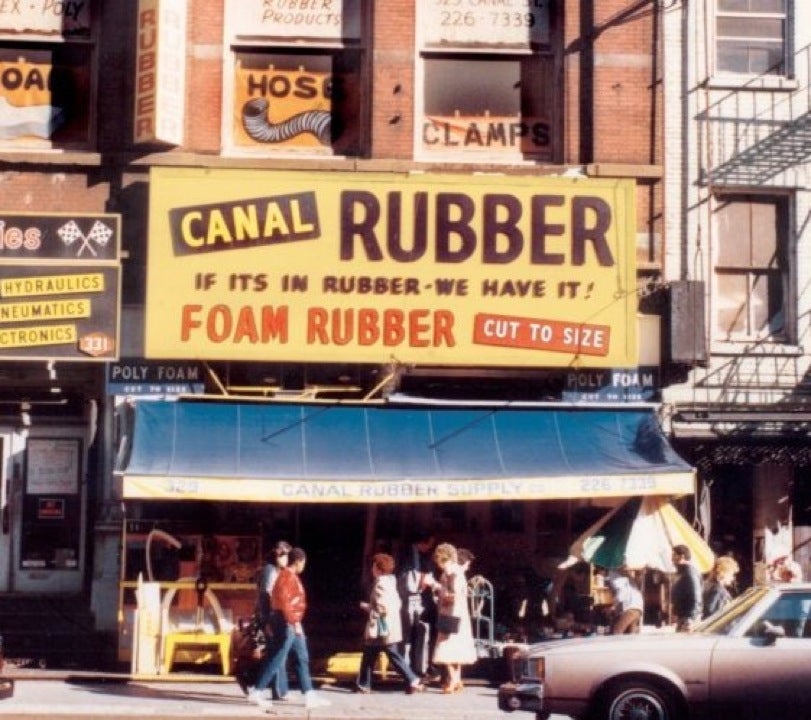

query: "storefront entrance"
left=0, top=427, right=86, bottom=594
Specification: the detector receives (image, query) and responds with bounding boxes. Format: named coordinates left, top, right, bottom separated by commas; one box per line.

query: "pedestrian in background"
left=769, top=555, right=803, bottom=584
left=247, top=547, right=330, bottom=711
left=457, top=548, right=475, bottom=575
left=355, top=553, right=426, bottom=695
left=248, top=540, right=291, bottom=699
left=431, top=543, right=476, bottom=694
left=397, top=528, right=438, bottom=681
left=671, top=544, right=703, bottom=632
left=608, top=567, right=643, bottom=634
left=702, top=555, right=739, bottom=619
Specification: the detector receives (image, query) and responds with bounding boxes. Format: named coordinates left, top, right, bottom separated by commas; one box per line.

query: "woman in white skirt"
left=431, top=543, right=476, bottom=693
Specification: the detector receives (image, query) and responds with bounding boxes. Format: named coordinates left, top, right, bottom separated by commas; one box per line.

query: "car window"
left=747, top=591, right=811, bottom=638
left=698, top=586, right=770, bottom=635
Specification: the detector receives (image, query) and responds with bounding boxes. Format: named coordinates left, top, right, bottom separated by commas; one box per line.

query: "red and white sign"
left=134, top=0, right=187, bottom=145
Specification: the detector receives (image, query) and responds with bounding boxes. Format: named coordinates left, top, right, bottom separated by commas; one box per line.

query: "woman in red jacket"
left=247, top=547, right=331, bottom=711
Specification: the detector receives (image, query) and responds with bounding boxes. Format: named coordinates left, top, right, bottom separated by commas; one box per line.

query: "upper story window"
left=712, top=193, right=790, bottom=343
left=715, top=0, right=788, bottom=76
left=415, top=0, right=555, bottom=164
left=0, top=3, right=95, bottom=150
left=223, top=0, right=364, bottom=157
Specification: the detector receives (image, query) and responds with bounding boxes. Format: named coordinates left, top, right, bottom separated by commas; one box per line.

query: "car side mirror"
left=761, top=620, right=786, bottom=645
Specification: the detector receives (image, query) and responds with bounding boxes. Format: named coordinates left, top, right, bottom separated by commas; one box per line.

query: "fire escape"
left=671, top=43, right=811, bottom=455
left=699, top=47, right=811, bottom=187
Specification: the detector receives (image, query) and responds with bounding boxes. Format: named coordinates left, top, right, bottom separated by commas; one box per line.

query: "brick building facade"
left=0, top=1, right=700, bottom=667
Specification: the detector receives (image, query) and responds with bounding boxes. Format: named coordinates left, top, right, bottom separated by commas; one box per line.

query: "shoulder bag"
left=436, top=613, right=460, bottom=634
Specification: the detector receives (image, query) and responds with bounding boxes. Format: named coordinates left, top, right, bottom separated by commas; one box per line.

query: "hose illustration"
left=241, top=97, right=331, bottom=145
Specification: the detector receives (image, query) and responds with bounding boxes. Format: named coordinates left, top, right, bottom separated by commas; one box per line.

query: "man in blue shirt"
left=671, top=544, right=702, bottom=632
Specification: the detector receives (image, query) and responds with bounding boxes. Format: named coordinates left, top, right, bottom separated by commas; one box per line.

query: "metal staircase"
left=706, top=111, right=811, bottom=185
left=698, top=44, right=811, bottom=186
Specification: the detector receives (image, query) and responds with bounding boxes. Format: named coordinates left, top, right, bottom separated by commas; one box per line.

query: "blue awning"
left=118, top=399, right=694, bottom=503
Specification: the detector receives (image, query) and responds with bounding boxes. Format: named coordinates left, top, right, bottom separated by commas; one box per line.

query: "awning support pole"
left=203, top=362, right=229, bottom=396
left=363, top=371, right=397, bottom=401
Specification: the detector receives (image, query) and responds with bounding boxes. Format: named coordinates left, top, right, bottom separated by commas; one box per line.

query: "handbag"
left=436, top=614, right=461, bottom=634
left=367, top=613, right=389, bottom=640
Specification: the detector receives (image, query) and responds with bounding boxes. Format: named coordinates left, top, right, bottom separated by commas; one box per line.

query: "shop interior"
left=118, top=497, right=683, bottom=676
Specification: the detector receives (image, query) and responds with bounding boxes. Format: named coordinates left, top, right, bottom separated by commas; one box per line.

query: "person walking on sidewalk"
left=397, top=528, right=438, bottom=681
left=671, top=544, right=703, bottom=632
left=247, top=547, right=330, bottom=711
left=244, top=539, right=291, bottom=699
left=355, top=553, right=426, bottom=695
left=702, top=555, right=739, bottom=618
left=431, top=543, right=476, bottom=694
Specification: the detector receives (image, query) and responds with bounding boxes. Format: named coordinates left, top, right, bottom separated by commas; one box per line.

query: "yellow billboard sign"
left=146, top=168, right=638, bottom=368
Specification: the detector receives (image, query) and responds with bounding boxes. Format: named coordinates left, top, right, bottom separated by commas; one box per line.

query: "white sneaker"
left=304, top=690, right=331, bottom=709
left=247, top=688, right=273, bottom=710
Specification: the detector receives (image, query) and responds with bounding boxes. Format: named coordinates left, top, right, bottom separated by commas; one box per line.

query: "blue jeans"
left=255, top=619, right=314, bottom=695
left=261, top=614, right=289, bottom=698
left=357, top=642, right=419, bottom=690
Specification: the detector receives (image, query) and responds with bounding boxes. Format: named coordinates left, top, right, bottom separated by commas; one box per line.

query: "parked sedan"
left=498, top=582, right=811, bottom=720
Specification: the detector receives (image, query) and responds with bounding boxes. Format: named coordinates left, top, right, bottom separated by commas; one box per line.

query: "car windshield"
left=695, top=585, right=772, bottom=635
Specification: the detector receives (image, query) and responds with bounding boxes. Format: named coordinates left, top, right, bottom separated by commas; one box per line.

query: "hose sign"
left=146, top=168, right=638, bottom=368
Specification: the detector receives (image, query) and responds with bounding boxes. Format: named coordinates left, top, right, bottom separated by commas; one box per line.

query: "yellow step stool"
left=326, top=651, right=389, bottom=679
left=162, top=632, right=232, bottom=675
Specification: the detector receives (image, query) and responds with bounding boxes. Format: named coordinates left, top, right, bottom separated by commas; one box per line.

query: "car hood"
left=525, top=630, right=719, bottom=657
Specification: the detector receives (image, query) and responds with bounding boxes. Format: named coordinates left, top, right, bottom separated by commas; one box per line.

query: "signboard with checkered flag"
left=0, top=213, right=121, bottom=360
left=0, top=213, right=120, bottom=261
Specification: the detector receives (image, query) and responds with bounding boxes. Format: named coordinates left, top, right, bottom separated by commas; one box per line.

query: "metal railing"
left=697, top=43, right=811, bottom=186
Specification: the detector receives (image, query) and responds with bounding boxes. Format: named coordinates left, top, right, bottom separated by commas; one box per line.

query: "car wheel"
left=601, top=680, right=680, bottom=720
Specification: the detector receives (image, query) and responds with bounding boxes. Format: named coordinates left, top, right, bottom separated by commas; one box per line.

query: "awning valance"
left=118, top=399, right=695, bottom=503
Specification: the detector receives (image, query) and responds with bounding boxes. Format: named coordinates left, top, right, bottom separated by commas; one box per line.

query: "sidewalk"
left=0, top=669, right=527, bottom=720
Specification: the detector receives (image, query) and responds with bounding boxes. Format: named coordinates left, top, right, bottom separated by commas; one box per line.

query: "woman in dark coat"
left=702, top=555, right=739, bottom=619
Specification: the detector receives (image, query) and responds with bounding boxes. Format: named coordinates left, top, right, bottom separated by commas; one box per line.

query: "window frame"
left=713, top=0, right=792, bottom=79
left=415, top=50, right=557, bottom=164
left=0, top=34, right=97, bottom=152
left=711, top=192, right=794, bottom=345
left=221, top=1, right=367, bottom=159
left=414, top=1, right=558, bottom=165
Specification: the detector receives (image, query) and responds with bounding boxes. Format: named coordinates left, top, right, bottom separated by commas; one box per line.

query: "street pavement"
left=0, top=668, right=569, bottom=720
